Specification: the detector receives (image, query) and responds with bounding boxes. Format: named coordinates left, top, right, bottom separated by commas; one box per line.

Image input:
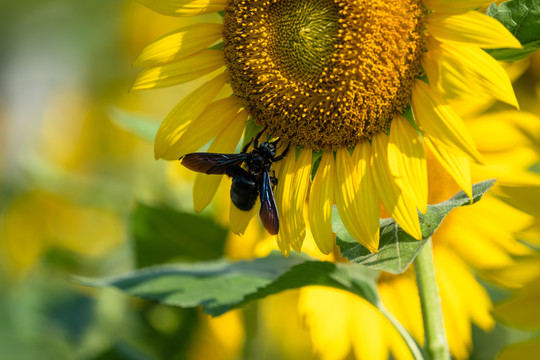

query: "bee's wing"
left=181, top=153, right=248, bottom=174
left=259, top=171, right=279, bottom=235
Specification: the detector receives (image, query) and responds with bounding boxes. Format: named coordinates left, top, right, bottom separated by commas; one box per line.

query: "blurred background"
left=0, top=1, right=539, bottom=359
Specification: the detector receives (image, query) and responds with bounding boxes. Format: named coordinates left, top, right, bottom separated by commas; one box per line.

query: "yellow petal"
left=379, top=276, right=423, bottom=359
left=348, top=297, right=388, bottom=360
left=136, top=0, right=227, bottom=16
left=412, top=80, right=484, bottom=164
left=448, top=60, right=530, bottom=118
left=229, top=194, right=259, bottom=235
left=192, top=110, right=246, bottom=212
left=289, top=148, right=312, bottom=252
left=371, top=133, right=421, bottom=240
left=308, top=152, right=335, bottom=255
left=386, top=319, right=416, bottom=360
left=275, top=149, right=296, bottom=257
left=434, top=248, right=476, bottom=358
left=422, top=0, right=486, bottom=13
left=132, top=50, right=224, bottom=90
left=351, top=142, right=381, bottom=248
left=134, top=23, right=223, bottom=67
left=436, top=247, right=494, bottom=332
left=388, top=114, right=428, bottom=214
left=201, top=310, right=245, bottom=357
left=335, top=148, right=379, bottom=252
left=298, top=287, right=351, bottom=360
left=174, top=96, right=243, bottom=158
left=379, top=275, right=424, bottom=345
left=154, top=73, right=227, bottom=160
left=424, top=137, right=472, bottom=199
left=482, top=255, right=540, bottom=290
left=467, top=111, right=540, bottom=153
left=436, top=215, right=516, bottom=271
left=424, top=11, right=522, bottom=49
left=423, top=38, right=519, bottom=108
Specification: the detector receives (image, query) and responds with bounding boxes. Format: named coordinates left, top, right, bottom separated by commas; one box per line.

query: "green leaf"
left=335, top=179, right=496, bottom=274
left=109, top=106, right=160, bottom=142
left=78, top=252, right=379, bottom=316
left=132, top=203, right=228, bottom=267
left=487, top=0, right=540, bottom=61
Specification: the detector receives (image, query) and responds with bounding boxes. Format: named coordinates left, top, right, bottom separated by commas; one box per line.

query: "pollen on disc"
left=223, top=0, right=425, bottom=150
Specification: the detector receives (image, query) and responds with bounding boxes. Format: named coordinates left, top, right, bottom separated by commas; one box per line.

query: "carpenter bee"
left=180, top=131, right=289, bottom=235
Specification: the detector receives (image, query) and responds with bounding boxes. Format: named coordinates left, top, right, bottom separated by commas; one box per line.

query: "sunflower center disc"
left=224, top=0, right=425, bottom=150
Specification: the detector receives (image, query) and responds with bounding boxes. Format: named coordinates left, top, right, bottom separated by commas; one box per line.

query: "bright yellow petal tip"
left=388, top=113, right=428, bottom=214
left=335, top=149, right=379, bottom=253
left=132, top=50, right=224, bottom=91
left=134, top=23, right=223, bottom=67
left=308, top=152, right=335, bottom=254
left=136, top=0, right=227, bottom=17
left=412, top=80, right=484, bottom=165
left=425, top=137, right=473, bottom=199
left=229, top=196, right=258, bottom=236
left=352, top=142, right=381, bottom=251
left=275, top=150, right=296, bottom=257
left=371, top=133, right=422, bottom=240
left=424, top=11, right=522, bottom=49
left=289, top=148, right=312, bottom=252
left=423, top=37, right=519, bottom=109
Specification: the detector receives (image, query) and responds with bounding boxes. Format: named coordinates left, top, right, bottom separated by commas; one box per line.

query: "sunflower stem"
left=414, top=238, right=450, bottom=360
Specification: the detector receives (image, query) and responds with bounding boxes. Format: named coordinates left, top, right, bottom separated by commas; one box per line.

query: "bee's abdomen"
left=230, top=176, right=259, bottom=211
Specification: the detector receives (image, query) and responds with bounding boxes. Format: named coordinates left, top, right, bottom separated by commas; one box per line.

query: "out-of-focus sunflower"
left=494, top=269, right=540, bottom=360
left=0, top=191, right=125, bottom=280
left=133, top=0, right=521, bottom=255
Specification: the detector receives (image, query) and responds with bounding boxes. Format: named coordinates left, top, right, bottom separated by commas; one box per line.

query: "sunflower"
left=236, top=109, right=540, bottom=360
left=133, top=0, right=521, bottom=255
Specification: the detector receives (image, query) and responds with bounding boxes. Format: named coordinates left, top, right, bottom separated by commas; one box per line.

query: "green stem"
left=414, top=238, right=450, bottom=360
left=377, top=302, right=424, bottom=360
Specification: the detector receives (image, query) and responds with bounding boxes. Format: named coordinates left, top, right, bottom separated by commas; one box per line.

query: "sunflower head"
left=223, top=0, right=426, bottom=150
left=138, top=0, right=521, bottom=255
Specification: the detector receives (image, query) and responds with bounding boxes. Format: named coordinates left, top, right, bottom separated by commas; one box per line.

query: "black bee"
left=181, top=131, right=289, bottom=235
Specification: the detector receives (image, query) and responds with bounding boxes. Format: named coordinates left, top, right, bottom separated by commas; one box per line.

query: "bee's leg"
left=272, top=143, right=290, bottom=162
left=241, top=138, right=253, bottom=154
left=253, top=126, right=268, bottom=149
left=270, top=173, right=278, bottom=187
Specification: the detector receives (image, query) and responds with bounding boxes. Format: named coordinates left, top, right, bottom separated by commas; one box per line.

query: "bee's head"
left=258, top=140, right=278, bottom=159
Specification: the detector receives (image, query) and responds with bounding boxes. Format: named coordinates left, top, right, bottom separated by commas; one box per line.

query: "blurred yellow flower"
left=492, top=261, right=540, bottom=359
left=134, top=0, right=521, bottom=256
left=188, top=310, right=245, bottom=360
left=0, top=191, right=125, bottom=280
